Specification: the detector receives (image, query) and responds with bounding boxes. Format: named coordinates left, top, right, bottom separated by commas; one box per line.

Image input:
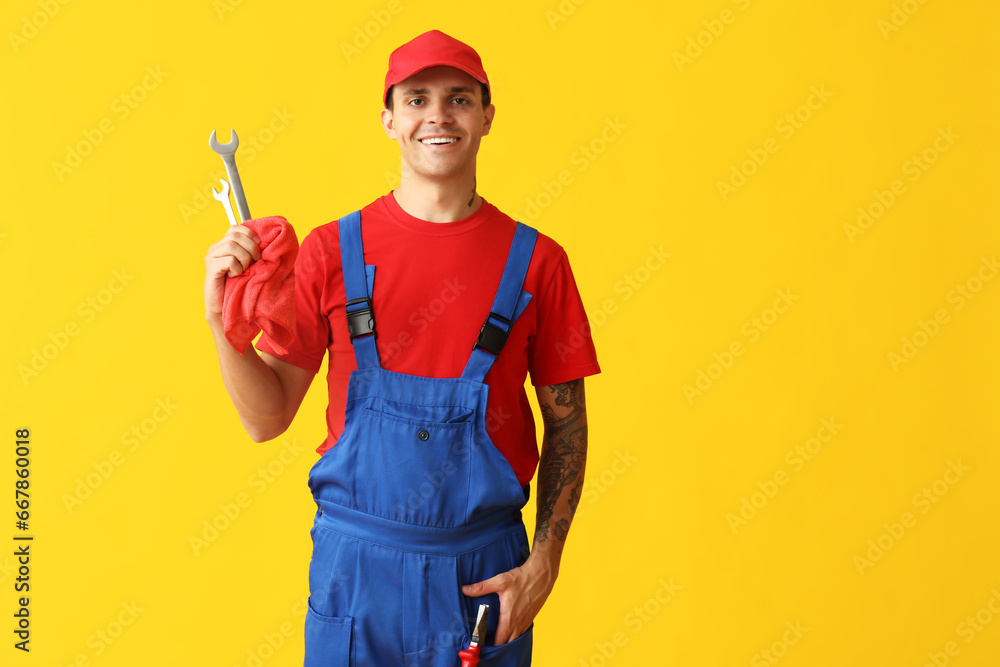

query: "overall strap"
left=462, top=222, right=538, bottom=382
left=338, top=211, right=381, bottom=370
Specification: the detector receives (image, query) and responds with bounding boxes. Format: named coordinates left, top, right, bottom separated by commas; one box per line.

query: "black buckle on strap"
left=474, top=312, right=512, bottom=356
left=345, top=297, right=376, bottom=339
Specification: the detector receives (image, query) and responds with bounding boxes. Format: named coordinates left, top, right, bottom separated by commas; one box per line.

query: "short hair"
left=386, top=83, right=490, bottom=112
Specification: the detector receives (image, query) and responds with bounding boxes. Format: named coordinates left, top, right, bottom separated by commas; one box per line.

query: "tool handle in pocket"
left=458, top=645, right=481, bottom=666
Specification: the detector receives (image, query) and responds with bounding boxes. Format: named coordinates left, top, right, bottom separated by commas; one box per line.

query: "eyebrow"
left=400, top=86, right=476, bottom=96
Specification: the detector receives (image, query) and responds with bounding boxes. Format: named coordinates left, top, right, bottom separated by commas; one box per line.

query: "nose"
left=424, top=98, right=455, bottom=124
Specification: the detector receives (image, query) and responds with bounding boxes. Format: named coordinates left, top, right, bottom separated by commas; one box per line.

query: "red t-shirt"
left=256, top=193, right=600, bottom=486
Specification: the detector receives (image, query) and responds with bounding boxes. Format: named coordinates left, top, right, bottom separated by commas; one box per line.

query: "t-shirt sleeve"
left=256, top=228, right=330, bottom=373
left=528, top=248, right=602, bottom=387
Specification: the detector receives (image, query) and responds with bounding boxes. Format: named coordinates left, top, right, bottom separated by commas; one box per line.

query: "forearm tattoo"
left=535, top=379, right=588, bottom=547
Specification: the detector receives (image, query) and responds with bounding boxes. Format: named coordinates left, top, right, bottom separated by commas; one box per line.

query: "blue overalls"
left=303, top=210, right=538, bottom=666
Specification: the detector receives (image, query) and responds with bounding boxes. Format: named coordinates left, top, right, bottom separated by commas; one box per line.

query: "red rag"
left=223, top=216, right=299, bottom=356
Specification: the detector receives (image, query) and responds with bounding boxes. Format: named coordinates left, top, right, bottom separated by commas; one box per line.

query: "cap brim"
left=384, top=62, right=489, bottom=106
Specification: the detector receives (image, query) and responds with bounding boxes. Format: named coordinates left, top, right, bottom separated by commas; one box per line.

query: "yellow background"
left=3, top=0, right=998, bottom=665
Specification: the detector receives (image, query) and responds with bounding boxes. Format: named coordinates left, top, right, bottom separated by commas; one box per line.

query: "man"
left=204, top=30, right=600, bottom=665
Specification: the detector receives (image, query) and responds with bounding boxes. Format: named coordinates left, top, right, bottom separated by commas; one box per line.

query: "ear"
left=482, top=103, right=496, bottom=137
left=380, top=108, right=397, bottom=139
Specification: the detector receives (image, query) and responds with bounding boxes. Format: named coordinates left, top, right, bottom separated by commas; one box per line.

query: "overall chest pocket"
left=352, top=407, right=475, bottom=527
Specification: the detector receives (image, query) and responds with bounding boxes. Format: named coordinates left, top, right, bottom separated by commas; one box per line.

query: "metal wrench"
left=211, top=178, right=238, bottom=226
left=208, top=129, right=251, bottom=222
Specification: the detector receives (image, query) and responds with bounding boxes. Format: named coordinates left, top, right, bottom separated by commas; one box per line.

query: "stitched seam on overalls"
left=314, top=519, right=520, bottom=556
left=362, top=409, right=471, bottom=430
left=367, top=398, right=477, bottom=412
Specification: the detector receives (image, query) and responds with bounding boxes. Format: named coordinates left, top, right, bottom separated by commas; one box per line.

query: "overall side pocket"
left=477, top=624, right=533, bottom=666
left=303, top=599, right=353, bottom=667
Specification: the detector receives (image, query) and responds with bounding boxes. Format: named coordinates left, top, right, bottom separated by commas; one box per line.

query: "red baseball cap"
left=383, top=30, right=490, bottom=108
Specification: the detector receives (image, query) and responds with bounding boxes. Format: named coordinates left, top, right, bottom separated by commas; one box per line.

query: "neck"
left=392, top=169, right=481, bottom=223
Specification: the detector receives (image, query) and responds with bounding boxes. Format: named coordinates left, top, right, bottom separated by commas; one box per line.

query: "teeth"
left=420, top=137, right=458, bottom=144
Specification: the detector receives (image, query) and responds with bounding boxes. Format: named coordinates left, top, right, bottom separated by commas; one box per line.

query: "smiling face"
left=380, top=66, right=495, bottom=182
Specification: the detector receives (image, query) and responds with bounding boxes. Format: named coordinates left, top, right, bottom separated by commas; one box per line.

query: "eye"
left=452, top=97, right=470, bottom=105
left=407, top=98, right=424, bottom=106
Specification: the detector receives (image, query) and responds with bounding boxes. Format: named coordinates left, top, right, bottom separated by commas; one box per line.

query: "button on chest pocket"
left=353, top=406, right=475, bottom=527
